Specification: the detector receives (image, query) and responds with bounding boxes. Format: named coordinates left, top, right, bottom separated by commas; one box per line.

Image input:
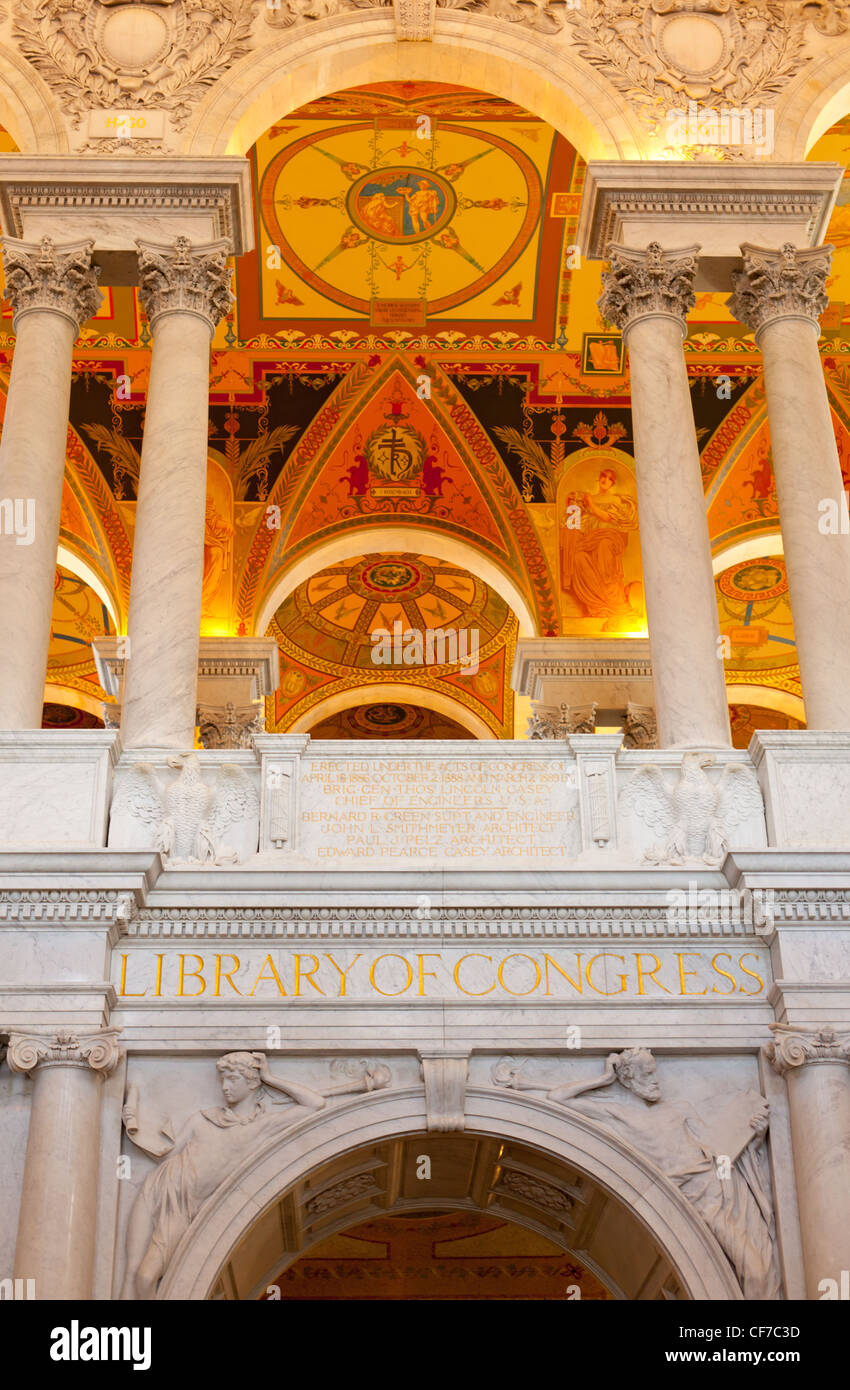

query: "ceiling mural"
left=243, top=83, right=578, bottom=341
left=266, top=553, right=516, bottom=739
left=715, top=555, right=800, bottom=708
left=6, top=89, right=850, bottom=734
left=308, top=704, right=472, bottom=740
left=270, top=1210, right=611, bottom=1300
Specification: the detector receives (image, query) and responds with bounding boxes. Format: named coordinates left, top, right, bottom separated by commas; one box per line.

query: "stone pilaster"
left=765, top=1023, right=850, bottom=1299
left=0, top=237, right=101, bottom=728
left=9, top=1026, right=122, bottom=1300
left=120, top=237, right=234, bottom=749
left=729, top=243, right=850, bottom=731
left=599, top=242, right=730, bottom=749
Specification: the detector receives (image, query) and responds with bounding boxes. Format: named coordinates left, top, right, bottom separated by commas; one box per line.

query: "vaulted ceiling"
left=6, top=81, right=849, bottom=738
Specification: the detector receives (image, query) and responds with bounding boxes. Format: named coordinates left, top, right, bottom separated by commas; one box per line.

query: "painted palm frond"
left=492, top=426, right=555, bottom=500
left=236, top=425, right=299, bottom=499
left=81, top=423, right=141, bottom=489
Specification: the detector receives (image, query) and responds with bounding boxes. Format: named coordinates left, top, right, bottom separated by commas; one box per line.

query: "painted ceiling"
left=268, top=1210, right=611, bottom=1301
left=5, top=82, right=850, bottom=736
left=268, top=552, right=515, bottom=739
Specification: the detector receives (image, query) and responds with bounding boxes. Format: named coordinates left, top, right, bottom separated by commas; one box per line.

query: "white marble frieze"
left=0, top=731, right=120, bottom=849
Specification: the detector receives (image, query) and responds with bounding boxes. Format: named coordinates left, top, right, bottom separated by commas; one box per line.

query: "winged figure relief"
left=109, top=753, right=259, bottom=865
left=619, top=752, right=764, bottom=866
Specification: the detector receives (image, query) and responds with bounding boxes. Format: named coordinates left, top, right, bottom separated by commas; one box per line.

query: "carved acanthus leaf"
left=728, top=242, right=832, bottom=335
left=136, top=235, right=235, bottom=331
left=2, top=236, right=102, bottom=330
left=599, top=241, right=698, bottom=333
left=13, top=0, right=258, bottom=131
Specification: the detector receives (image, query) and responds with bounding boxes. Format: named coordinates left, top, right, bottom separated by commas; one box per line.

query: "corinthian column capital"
left=764, top=1023, right=850, bottom=1077
left=728, top=242, right=832, bottom=336
left=136, top=235, right=234, bottom=334
left=598, top=241, right=699, bottom=337
left=1, top=235, right=102, bottom=332
left=7, top=1026, right=122, bottom=1077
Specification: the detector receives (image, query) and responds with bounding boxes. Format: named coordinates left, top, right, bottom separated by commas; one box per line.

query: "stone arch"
left=181, top=12, right=644, bottom=160
left=0, top=44, right=69, bottom=154
left=157, top=1086, right=743, bottom=1301
left=290, top=683, right=496, bottom=739
left=778, top=45, right=850, bottom=159
left=254, top=524, right=538, bottom=639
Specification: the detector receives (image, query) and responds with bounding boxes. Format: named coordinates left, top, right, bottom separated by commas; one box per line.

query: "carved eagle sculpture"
left=619, top=753, right=763, bottom=866
left=113, top=754, right=259, bottom=865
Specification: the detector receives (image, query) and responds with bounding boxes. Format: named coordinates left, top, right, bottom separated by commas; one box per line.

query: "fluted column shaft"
left=766, top=1025, right=850, bottom=1299
left=600, top=243, right=730, bottom=747
left=121, top=237, right=234, bottom=749
left=8, top=1028, right=122, bottom=1300
left=0, top=238, right=101, bottom=727
left=730, top=244, right=850, bottom=729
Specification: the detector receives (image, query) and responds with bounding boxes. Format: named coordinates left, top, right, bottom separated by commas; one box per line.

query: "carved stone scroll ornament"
left=13, top=0, right=258, bottom=130
left=7, top=1027, right=123, bottom=1076
left=120, top=1053, right=392, bottom=1298
left=619, top=751, right=764, bottom=865
left=492, top=1048, right=780, bottom=1300
left=727, top=242, right=832, bottom=337
left=136, top=236, right=235, bottom=334
left=1, top=236, right=102, bottom=331
left=598, top=241, right=699, bottom=335
left=764, top=1023, right=850, bottom=1075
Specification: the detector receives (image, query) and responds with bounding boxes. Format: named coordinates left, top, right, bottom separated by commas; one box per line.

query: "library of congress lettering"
left=4, top=0, right=850, bottom=1308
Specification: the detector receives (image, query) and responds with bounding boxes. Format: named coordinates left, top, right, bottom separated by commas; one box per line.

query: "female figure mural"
left=559, top=466, right=640, bottom=629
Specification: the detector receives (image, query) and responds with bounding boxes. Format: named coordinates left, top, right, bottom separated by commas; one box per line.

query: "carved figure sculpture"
left=110, top=752, right=259, bottom=864
left=121, top=1052, right=392, bottom=1298
left=493, top=1048, right=780, bottom=1300
left=619, top=752, right=763, bottom=864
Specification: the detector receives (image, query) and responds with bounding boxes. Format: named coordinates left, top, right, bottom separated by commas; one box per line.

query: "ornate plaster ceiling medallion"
left=13, top=0, right=257, bottom=130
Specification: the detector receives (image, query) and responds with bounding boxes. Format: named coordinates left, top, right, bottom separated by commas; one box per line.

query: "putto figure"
left=121, top=1052, right=391, bottom=1299
left=493, top=1047, right=780, bottom=1300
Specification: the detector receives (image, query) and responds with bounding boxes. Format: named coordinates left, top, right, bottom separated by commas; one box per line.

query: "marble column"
left=729, top=244, right=850, bottom=730
left=599, top=243, right=730, bottom=748
left=0, top=237, right=101, bottom=728
left=766, top=1024, right=850, bottom=1299
left=121, top=236, right=234, bottom=749
left=8, top=1027, right=122, bottom=1300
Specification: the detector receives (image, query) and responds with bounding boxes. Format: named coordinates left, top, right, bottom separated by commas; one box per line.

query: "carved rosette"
left=1, top=236, right=102, bottom=332
left=728, top=243, right=832, bottom=337
left=765, top=1023, right=850, bottom=1076
left=136, top=235, right=235, bottom=334
left=7, top=1026, right=123, bottom=1076
left=598, top=241, right=699, bottom=337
